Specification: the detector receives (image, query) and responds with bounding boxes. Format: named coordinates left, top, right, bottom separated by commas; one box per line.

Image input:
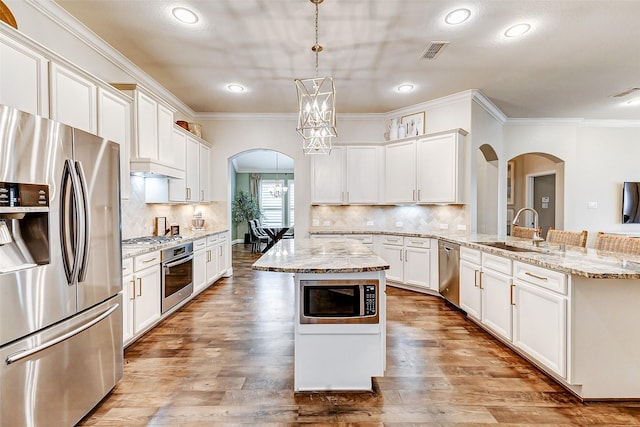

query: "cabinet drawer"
left=404, top=236, right=430, bottom=249
left=134, top=251, right=160, bottom=272
left=218, top=232, right=228, bottom=241
left=206, top=234, right=219, bottom=245
left=122, top=257, right=133, bottom=276
left=460, top=246, right=482, bottom=264
left=514, top=261, right=567, bottom=295
left=381, top=235, right=403, bottom=246
left=482, top=252, right=512, bottom=275
left=193, top=238, right=207, bottom=251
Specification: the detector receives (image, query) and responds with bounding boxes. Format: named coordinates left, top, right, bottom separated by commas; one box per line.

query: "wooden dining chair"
left=594, top=232, right=640, bottom=255
left=511, top=225, right=542, bottom=239
left=546, top=227, right=588, bottom=248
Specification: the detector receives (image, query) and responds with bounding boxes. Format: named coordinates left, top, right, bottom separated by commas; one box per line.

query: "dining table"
left=260, top=226, right=290, bottom=253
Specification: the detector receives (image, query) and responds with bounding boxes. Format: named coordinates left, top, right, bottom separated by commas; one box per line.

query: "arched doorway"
left=228, top=149, right=294, bottom=245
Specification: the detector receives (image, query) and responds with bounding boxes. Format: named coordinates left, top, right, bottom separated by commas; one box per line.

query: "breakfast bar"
left=252, top=238, right=389, bottom=392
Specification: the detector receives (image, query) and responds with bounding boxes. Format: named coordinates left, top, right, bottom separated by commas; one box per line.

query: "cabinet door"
left=345, top=146, right=379, bottom=204
left=481, top=269, right=513, bottom=341
left=199, top=144, right=211, bottom=203
left=50, top=63, right=97, bottom=133
left=459, top=259, right=482, bottom=320
left=122, top=273, right=135, bottom=345
left=168, top=129, right=187, bottom=202
left=205, top=246, right=218, bottom=284
left=404, top=246, right=430, bottom=288
left=217, top=237, right=228, bottom=276
left=416, top=133, right=458, bottom=203
left=0, top=34, right=49, bottom=116
left=185, top=136, right=200, bottom=202
left=157, top=103, right=174, bottom=165
left=135, top=91, right=158, bottom=159
left=193, top=249, right=208, bottom=293
left=385, top=140, right=416, bottom=203
left=310, top=146, right=344, bottom=204
left=97, top=87, right=132, bottom=199
left=133, top=265, right=161, bottom=334
left=378, top=244, right=404, bottom=283
left=513, top=280, right=567, bottom=378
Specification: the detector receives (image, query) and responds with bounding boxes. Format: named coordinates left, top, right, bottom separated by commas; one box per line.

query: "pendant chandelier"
left=270, top=152, right=288, bottom=198
left=295, top=0, right=336, bottom=155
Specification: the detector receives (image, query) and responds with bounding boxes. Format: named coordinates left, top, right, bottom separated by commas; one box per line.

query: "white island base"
left=294, top=271, right=386, bottom=392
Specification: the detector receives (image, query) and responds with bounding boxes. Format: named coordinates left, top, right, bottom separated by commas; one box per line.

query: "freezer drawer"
left=1, top=295, right=123, bottom=427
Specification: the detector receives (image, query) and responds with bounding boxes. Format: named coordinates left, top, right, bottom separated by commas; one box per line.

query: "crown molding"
left=506, top=117, right=640, bottom=127
left=194, top=112, right=385, bottom=121
left=470, top=90, right=508, bottom=124
left=24, top=0, right=195, bottom=117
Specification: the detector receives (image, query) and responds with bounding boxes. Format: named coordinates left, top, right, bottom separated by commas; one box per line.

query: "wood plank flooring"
left=79, top=244, right=640, bottom=426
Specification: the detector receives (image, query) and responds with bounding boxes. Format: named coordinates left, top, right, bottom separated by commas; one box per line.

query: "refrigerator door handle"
left=75, top=161, right=91, bottom=283
left=5, top=303, right=120, bottom=365
left=60, top=159, right=81, bottom=285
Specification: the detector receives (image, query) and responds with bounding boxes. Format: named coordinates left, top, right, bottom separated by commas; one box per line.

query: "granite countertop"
left=309, top=229, right=640, bottom=279
left=251, top=238, right=390, bottom=273
left=122, top=228, right=229, bottom=259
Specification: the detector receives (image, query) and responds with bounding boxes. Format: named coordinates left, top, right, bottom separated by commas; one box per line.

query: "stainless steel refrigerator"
left=0, top=105, right=123, bottom=426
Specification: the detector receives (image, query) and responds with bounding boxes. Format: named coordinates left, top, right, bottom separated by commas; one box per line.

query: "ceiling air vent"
left=419, top=41, right=449, bottom=60
left=612, top=87, right=640, bottom=98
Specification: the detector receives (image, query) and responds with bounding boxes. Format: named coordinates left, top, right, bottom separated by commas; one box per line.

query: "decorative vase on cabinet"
left=389, top=117, right=399, bottom=140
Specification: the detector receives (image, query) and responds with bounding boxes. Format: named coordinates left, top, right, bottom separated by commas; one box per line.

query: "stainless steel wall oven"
left=161, top=242, right=193, bottom=313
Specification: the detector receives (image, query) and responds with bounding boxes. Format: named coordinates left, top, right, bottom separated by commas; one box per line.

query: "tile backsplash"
left=310, top=204, right=468, bottom=233
left=121, top=176, right=227, bottom=240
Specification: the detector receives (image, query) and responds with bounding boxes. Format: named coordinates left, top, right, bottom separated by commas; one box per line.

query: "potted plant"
left=231, top=190, right=261, bottom=244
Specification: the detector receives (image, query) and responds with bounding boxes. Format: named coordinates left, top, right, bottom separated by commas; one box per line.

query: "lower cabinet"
left=123, top=251, right=161, bottom=346
left=376, top=235, right=434, bottom=290
left=193, top=238, right=208, bottom=293
left=205, top=234, right=219, bottom=285
left=459, top=251, right=482, bottom=320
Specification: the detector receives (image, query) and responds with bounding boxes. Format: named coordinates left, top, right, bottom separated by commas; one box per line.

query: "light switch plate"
left=395, top=221, right=403, bottom=227
left=439, top=223, right=449, bottom=230
left=366, top=221, right=374, bottom=226
left=457, top=224, right=467, bottom=231
left=588, top=201, right=598, bottom=209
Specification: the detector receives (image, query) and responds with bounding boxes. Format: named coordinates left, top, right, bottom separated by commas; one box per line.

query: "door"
left=459, top=260, right=481, bottom=320
left=378, top=244, right=403, bottom=283
left=72, top=128, right=122, bottom=312
left=404, top=246, right=430, bottom=288
left=385, top=141, right=416, bottom=203
left=481, top=269, right=513, bottom=341
left=310, top=146, right=344, bottom=204
left=533, top=174, right=555, bottom=238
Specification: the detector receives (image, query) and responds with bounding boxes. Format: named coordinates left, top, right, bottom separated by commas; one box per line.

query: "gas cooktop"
left=122, top=235, right=183, bottom=245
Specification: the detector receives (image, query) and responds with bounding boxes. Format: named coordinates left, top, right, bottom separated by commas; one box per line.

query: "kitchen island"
left=253, top=238, right=389, bottom=392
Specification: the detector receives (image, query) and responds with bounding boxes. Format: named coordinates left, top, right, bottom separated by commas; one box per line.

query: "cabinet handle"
left=130, top=279, right=136, bottom=300
left=473, top=270, right=478, bottom=287
left=141, top=257, right=157, bottom=264
left=346, top=191, right=349, bottom=202
left=412, top=189, right=416, bottom=202
left=510, top=283, right=516, bottom=306
left=207, top=249, right=211, bottom=262
left=417, top=189, right=421, bottom=201
left=478, top=271, right=483, bottom=289
left=399, top=250, right=403, bottom=262
left=137, top=277, right=142, bottom=297
left=201, top=190, right=204, bottom=201
left=524, top=271, right=548, bottom=281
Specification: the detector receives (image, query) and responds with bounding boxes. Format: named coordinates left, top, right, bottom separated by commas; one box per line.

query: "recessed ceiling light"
left=396, top=84, right=414, bottom=93
left=504, top=23, right=531, bottom=38
left=626, top=98, right=640, bottom=106
left=445, top=8, right=471, bottom=25
left=172, top=7, right=198, bottom=24
left=227, top=84, right=245, bottom=93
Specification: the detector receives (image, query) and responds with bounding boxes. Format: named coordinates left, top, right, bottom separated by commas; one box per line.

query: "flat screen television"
left=622, top=182, right=640, bottom=223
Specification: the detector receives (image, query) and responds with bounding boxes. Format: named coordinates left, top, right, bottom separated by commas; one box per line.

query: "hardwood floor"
left=79, top=244, right=640, bottom=426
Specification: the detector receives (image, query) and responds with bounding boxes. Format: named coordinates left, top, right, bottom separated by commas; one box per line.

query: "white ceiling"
left=232, top=150, right=294, bottom=173
left=54, top=0, right=640, bottom=120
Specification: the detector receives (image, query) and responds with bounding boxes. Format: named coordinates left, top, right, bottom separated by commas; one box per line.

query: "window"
left=259, top=178, right=294, bottom=227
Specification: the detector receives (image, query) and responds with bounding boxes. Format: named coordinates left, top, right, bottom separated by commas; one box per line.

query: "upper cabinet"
left=311, top=145, right=382, bottom=204
left=385, top=129, right=467, bottom=204
left=50, top=62, right=97, bottom=133
left=0, top=32, right=49, bottom=117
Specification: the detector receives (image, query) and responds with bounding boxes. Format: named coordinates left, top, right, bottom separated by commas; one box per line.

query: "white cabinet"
left=50, top=62, right=97, bottom=133
left=167, top=129, right=188, bottom=202
left=513, top=262, right=567, bottom=378
left=377, top=235, right=432, bottom=289
left=185, top=136, right=200, bottom=202
left=459, top=247, right=482, bottom=320
left=384, top=129, right=466, bottom=204
left=157, top=103, right=174, bottom=165
left=135, top=89, right=158, bottom=159
left=123, top=251, right=161, bottom=346
left=310, top=146, right=381, bottom=204
left=193, top=238, right=208, bottom=293
left=199, top=143, right=211, bottom=203
left=97, top=87, right=132, bottom=199
left=121, top=258, right=134, bottom=345
left=384, top=140, right=416, bottom=203
left=480, top=253, right=513, bottom=341
left=217, top=233, right=229, bottom=276
left=0, top=32, right=49, bottom=116
left=205, top=234, right=219, bottom=285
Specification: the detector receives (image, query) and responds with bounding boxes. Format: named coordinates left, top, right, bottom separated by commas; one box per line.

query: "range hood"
left=129, top=157, right=185, bottom=179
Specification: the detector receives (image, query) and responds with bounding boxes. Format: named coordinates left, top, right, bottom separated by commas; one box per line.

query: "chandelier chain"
left=314, top=1, right=319, bottom=77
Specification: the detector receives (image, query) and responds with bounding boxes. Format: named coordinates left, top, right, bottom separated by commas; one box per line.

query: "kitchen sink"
left=473, top=242, right=538, bottom=252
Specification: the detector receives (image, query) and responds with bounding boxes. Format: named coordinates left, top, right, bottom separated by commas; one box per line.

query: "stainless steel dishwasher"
left=438, top=241, right=460, bottom=307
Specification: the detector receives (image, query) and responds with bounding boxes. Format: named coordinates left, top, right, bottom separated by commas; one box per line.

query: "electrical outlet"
left=588, top=201, right=598, bottom=209
left=457, top=224, right=467, bottom=231
left=366, top=221, right=374, bottom=226
left=395, top=221, right=403, bottom=227
left=439, top=223, right=449, bottom=230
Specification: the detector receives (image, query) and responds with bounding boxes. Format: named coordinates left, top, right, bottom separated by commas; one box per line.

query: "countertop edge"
left=122, top=229, right=229, bottom=259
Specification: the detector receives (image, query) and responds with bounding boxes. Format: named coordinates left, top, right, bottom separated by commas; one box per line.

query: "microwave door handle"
left=359, top=285, right=366, bottom=316
left=75, top=161, right=90, bottom=283
left=60, top=159, right=80, bottom=285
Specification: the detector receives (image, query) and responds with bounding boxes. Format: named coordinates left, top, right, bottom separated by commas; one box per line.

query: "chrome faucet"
left=512, top=207, right=545, bottom=246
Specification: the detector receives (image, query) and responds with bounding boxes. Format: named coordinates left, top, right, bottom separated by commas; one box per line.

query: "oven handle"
left=164, top=254, right=194, bottom=269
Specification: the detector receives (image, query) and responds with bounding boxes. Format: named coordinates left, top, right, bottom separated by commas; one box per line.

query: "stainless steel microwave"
left=299, top=279, right=379, bottom=324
